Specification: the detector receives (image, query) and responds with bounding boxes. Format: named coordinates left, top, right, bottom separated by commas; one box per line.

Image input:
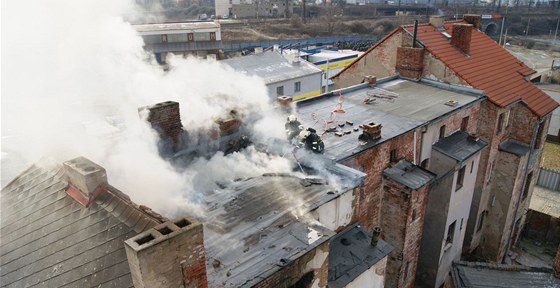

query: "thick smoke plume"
left=1, top=0, right=293, bottom=216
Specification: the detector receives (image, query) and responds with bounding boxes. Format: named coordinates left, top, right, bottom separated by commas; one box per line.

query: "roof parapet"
left=63, top=157, right=107, bottom=207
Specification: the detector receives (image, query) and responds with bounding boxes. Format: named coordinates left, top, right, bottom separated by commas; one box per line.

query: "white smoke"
left=1, top=0, right=294, bottom=216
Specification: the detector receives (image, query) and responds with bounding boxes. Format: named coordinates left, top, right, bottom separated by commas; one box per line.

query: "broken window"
left=446, top=220, right=456, bottom=245
left=496, top=113, right=504, bottom=134
left=390, top=149, right=398, bottom=163
left=294, top=81, right=301, bottom=92
left=461, top=116, right=469, bottom=131
left=439, top=125, right=446, bottom=140
left=456, top=166, right=465, bottom=191
left=276, top=86, right=284, bottom=96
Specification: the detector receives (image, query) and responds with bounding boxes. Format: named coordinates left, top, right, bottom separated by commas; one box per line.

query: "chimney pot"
left=429, top=15, right=445, bottom=28
left=365, top=75, right=377, bottom=85
left=359, top=122, right=382, bottom=142
left=451, top=23, right=473, bottom=54
left=463, top=14, right=481, bottom=29
left=63, top=157, right=108, bottom=207
left=371, top=226, right=382, bottom=247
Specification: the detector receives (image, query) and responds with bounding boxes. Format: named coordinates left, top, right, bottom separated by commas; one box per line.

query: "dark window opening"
left=421, top=159, right=429, bottom=169
left=456, top=166, right=466, bottom=191
left=412, top=209, right=417, bottom=221
left=522, top=172, right=533, bottom=201
left=446, top=221, right=456, bottom=245
left=470, top=160, right=474, bottom=174
left=295, top=81, right=301, bottom=92
left=289, top=271, right=314, bottom=288
left=460, top=218, right=464, bottom=230
left=461, top=116, right=469, bottom=131
left=277, top=86, right=284, bottom=96
left=439, top=125, right=446, bottom=140
left=496, top=113, right=504, bottom=134
left=477, top=210, right=488, bottom=232
left=535, top=124, right=545, bottom=148
left=390, top=149, right=398, bottom=163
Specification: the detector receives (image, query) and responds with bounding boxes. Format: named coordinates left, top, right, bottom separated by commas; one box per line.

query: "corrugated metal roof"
left=0, top=164, right=161, bottom=288
left=433, top=130, right=488, bottom=162
left=383, top=160, right=436, bottom=190
left=222, top=51, right=322, bottom=85
left=404, top=21, right=559, bottom=118
left=328, top=223, right=393, bottom=288
left=452, top=261, right=560, bottom=288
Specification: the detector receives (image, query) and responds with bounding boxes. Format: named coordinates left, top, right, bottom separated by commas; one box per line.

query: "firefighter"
left=298, top=128, right=325, bottom=154
left=285, top=114, right=303, bottom=141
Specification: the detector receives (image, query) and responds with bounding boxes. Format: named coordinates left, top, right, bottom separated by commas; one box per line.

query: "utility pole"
left=554, top=17, right=559, bottom=44
left=499, top=17, right=506, bottom=45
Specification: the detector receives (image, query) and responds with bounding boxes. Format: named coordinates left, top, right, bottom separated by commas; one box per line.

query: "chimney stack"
left=125, top=216, right=208, bottom=288
left=359, top=122, right=383, bottom=142
left=371, top=226, right=382, bottom=247
left=463, top=14, right=481, bottom=29
left=63, top=157, right=108, bottom=207
left=139, top=101, right=186, bottom=151
left=429, top=15, right=445, bottom=28
left=451, top=23, right=473, bottom=54
left=395, top=47, right=425, bottom=79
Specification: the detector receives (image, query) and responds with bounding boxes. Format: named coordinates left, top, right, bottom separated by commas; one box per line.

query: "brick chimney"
left=463, top=14, right=481, bottom=29
left=139, top=101, right=186, bottom=151
left=429, top=15, right=444, bottom=28
left=395, top=47, right=425, bottom=79
left=125, top=216, right=208, bottom=288
left=451, top=23, right=473, bottom=54
left=359, top=122, right=383, bottom=142
left=63, top=157, right=107, bottom=207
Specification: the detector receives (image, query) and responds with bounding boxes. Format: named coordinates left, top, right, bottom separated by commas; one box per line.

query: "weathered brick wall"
left=339, top=132, right=415, bottom=231
left=422, top=53, right=468, bottom=86
left=381, top=178, right=429, bottom=288
left=451, top=24, right=473, bottom=54
left=396, top=47, right=425, bottom=79
left=510, top=104, right=538, bottom=145
left=254, top=241, right=329, bottom=288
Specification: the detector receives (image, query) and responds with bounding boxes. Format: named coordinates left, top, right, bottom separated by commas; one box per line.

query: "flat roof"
left=295, top=78, right=484, bottom=161
left=328, top=224, right=393, bottom=288
left=133, top=21, right=220, bottom=34
left=530, top=185, right=560, bottom=218
left=221, top=51, right=322, bottom=85
left=203, top=171, right=361, bottom=287
left=499, top=139, right=531, bottom=156
left=383, top=160, right=436, bottom=190
left=433, top=131, right=488, bottom=162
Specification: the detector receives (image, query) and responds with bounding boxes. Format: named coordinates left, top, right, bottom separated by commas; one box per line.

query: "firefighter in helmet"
left=285, top=114, right=303, bottom=141
left=298, top=128, right=325, bottom=154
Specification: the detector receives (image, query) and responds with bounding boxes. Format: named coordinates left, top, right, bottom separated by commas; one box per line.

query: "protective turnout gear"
left=285, top=115, right=303, bottom=140
left=301, top=128, right=324, bottom=154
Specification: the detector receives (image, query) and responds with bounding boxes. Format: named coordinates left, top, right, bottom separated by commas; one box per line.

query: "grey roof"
left=499, top=139, right=531, bottom=156
left=452, top=261, right=560, bottom=288
left=295, top=78, right=484, bottom=161
left=133, top=21, right=220, bottom=34
left=328, top=223, right=393, bottom=288
left=221, top=51, right=322, bottom=85
left=530, top=185, right=560, bottom=218
left=202, top=173, right=357, bottom=287
left=383, top=160, right=436, bottom=190
left=433, top=131, right=488, bottom=162
left=0, top=164, right=162, bottom=288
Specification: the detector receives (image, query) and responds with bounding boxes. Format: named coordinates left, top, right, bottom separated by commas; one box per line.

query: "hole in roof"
left=174, top=218, right=191, bottom=228
left=135, top=234, right=155, bottom=246
left=157, top=226, right=173, bottom=235
left=340, top=238, right=351, bottom=246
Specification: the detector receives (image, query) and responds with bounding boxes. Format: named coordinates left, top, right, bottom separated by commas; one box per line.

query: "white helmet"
left=288, top=114, right=297, bottom=122
left=298, top=130, right=310, bottom=141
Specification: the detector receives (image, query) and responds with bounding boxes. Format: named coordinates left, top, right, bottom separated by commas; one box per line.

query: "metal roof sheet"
left=383, top=160, right=436, bottom=190
left=133, top=21, right=220, bottom=33
left=221, top=51, right=322, bottom=84
left=433, top=130, right=488, bottom=162
left=295, top=78, right=483, bottom=161
left=328, top=223, right=393, bottom=288
left=0, top=164, right=161, bottom=288
left=404, top=21, right=559, bottom=118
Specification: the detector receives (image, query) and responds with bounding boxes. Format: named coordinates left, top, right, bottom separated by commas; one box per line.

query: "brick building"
left=331, top=14, right=559, bottom=268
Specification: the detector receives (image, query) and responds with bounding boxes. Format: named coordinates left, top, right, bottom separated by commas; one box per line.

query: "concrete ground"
left=509, top=238, right=556, bottom=268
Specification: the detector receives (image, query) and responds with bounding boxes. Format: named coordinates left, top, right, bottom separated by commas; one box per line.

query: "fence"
left=222, top=35, right=378, bottom=52
left=537, top=166, right=560, bottom=191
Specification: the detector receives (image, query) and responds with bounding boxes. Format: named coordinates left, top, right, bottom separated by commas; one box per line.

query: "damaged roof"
left=433, top=130, right=488, bottom=162
left=202, top=172, right=359, bottom=287
left=328, top=223, right=393, bottom=288
left=452, top=261, right=560, bottom=288
left=0, top=163, right=163, bottom=288
left=403, top=21, right=559, bottom=118
left=383, top=160, right=436, bottom=190
left=296, top=77, right=484, bottom=161
left=221, top=51, right=322, bottom=85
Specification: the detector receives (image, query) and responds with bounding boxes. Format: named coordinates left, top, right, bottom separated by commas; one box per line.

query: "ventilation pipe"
left=371, top=226, right=382, bottom=247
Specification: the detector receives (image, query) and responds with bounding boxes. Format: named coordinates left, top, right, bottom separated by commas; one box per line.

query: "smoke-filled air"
left=1, top=0, right=294, bottom=217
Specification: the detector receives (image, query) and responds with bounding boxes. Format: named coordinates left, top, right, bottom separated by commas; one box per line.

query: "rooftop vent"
left=63, top=157, right=107, bottom=207
left=445, top=100, right=459, bottom=107
left=359, top=122, right=382, bottom=143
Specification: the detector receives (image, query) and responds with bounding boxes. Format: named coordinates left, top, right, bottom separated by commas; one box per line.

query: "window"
left=496, top=113, right=504, bottom=134
left=446, top=221, right=456, bottom=245
left=522, top=172, right=533, bottom=201
left=505, top=110, right=511, bottom=128
left=486, top=161, right=494, bottom=183
left=412, top=209, right=417, bottom=222
left=470, top=160, right=474, bottom=174
left=276, top=86, right=284, bottom=96
left=456, top=166, right=465, bottom=191
left=535, top=123, right=545, bottom=148
left=209, top=32, right=216, bottom=41
left=439, top=125, right=446, bottom=140
left=461, top=116, right=469, bottom=131
left=477, top=211, right=488, bottom=232
left=294, top=81, right=301, bottom=92
left=460, top=218, right=464, bottom=230
left=390, top=149, right=398, bottom=163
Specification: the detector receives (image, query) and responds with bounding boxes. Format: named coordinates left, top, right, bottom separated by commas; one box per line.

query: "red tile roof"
left=405, top=21, right=558, bottom=117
